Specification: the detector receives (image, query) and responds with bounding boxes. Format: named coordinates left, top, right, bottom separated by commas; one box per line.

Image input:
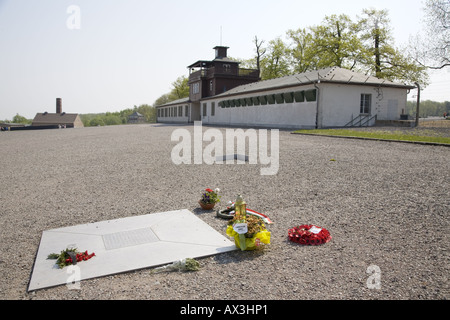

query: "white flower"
left=215, top=188, right=220, bottom=193
left=151, top=258, right=200, bottom=273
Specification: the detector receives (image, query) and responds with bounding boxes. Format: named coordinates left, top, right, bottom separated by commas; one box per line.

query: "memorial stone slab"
left=28, top=209, right=236, bottom=291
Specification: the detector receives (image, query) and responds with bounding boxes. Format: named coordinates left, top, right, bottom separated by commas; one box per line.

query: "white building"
left=156, top=47, right=415, bottom=129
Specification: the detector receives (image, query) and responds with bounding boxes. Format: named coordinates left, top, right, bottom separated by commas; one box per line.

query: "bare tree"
left=412, top=0, right=449, bottom=69
left=254, top=36, right=266, bottom=73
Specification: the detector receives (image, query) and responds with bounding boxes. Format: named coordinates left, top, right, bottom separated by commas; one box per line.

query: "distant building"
left=128, top=111, right=145, bottom=124
left=32, top=113, right=84, bottom=128
left=31, top=98, right=84, bottom=128
left=156, top=46, right=416, bottom=129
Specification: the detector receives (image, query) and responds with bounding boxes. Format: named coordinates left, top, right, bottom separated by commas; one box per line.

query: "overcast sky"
left=0, top=0, right=448, bottom=120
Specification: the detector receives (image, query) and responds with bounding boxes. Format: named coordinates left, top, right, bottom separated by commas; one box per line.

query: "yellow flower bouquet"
left=226, top=215, right=271, bottom=251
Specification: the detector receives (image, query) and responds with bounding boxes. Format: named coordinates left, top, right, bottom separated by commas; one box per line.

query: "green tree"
left=249, top=9, right=428, bottom=86
left=308, top=14, right=365, bottom=70
left=12, top=114, right=31, bottom=124
left=168, top=76, right=190, bottom=101
left=153, top=93, right=172, bottom=107
left=88, top=117, right=105, bottom=126
left=136, top=104, right=156, bottom=123
left=81, top=104, right=157, bottom=127
left=260, top=37, right=291, bottom=80
left=103, top=112, right=122, bottom=126
left=119, top=108, right=135, bottom=124
left=406, top=100, right=450, bottom=117
left=286, top=28, right=316, bottom=74
left=358, top=8, right=429, bottom=85
left=153, top=75, right=190, bottom=107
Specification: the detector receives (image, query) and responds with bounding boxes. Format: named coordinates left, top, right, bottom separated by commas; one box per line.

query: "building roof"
left=32, top=113, right=80, bottom=125
left=129, top=111, right=143, bottom=117
left=208, top=67, right=416, bottom=99
left=156, top=97, right=190, bottom=108
left=187, top=58, right=238, bottom=69
left=156, top=67, right=416, bottom=108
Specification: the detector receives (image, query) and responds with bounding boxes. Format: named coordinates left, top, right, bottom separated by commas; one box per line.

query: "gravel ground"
left=0, top=124, right=448, bottom=301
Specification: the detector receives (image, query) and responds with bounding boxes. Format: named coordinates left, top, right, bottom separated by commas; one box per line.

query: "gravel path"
left=0, top=124, right=448, bottom=300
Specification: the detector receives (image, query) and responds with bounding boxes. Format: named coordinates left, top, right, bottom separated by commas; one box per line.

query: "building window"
left=203, top=103, right=207, bottom=117
left=192, top=83, right=200, bottom=94
left=178, top=106, right=182, bottom=117
left=210, top=80, right=213, bottom=92
left=185, top=105, right=189, bottom=117
left=211, top=102, right=215, bottom=116
left=360, top=94, right=372, bottom=114
left=305, top=89, right=317, bottom=102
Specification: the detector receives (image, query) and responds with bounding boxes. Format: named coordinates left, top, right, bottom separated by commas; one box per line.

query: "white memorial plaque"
left=102, top=228, right=159, bottom=250
left=28, top=209, right=237, bottom=291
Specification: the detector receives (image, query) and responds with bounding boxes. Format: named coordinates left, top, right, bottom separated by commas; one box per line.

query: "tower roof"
left=187, top=46, right=238, bottom=69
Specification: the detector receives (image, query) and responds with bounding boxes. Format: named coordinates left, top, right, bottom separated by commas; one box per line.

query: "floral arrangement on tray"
left=288, top=225, right=332, bottom=246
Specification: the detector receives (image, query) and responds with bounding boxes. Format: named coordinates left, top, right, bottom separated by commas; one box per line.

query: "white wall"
left=374, top=87, right=408, bottom=120
left=203, top=87, right=318, bottom=129
left=320, top=83, right=407, bottom=127
left=157, top=84, right=408, bottom=128
left=157, top=105, right=189, bottom=123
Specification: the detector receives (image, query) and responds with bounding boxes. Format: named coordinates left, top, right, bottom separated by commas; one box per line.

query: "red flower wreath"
left=288, top=225, right=332, bottom=246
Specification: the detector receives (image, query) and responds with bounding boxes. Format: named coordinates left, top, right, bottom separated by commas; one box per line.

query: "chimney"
left=56, top=98, right=62, bottom=114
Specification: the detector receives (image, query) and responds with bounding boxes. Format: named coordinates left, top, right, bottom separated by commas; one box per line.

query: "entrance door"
left=190, top=102, right=201, bottom=122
